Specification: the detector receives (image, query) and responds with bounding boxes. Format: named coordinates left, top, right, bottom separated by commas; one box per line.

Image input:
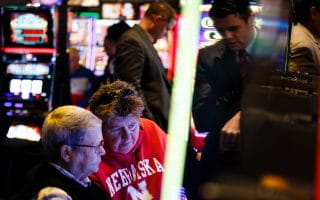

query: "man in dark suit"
left=115, top=2, right=176, bottom=131
left=192, top=0, right=257, bottom=180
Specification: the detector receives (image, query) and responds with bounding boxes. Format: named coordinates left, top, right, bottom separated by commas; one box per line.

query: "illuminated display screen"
left=9, top=79, right=44, bottom=99
left=68, top=0, right=99, bottom=7
left=21, top=79, right=32, bottom=96
left=7, top=63, right=50, bottom=76
left=31, top=80, right=43, bottom=94
left=102, top=3, right=136, bottom=19
left=31, top=0, right=62, bottom=6
left=2, top=8, right=53, bottom=47
left=9, top=79, right=22, bottom=94
left=70, top=18, right=93, bottom=46
left=11, top=13, right=48, bottom=45
left=198, top=5, right=222, bottom=48
left=7, top=124, right=41, bottom=142
left=139, top=3, right=150, bottom=19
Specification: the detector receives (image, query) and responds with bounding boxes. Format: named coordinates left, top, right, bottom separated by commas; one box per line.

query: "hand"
left=219, top=111, right=241, bottom=152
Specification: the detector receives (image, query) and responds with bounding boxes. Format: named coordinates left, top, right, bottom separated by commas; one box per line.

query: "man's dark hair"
left=104, top=20, right=130, bottom=43
left=293, top=0, right=320, bottom=25
left=209, top=0, right=252, bottom=21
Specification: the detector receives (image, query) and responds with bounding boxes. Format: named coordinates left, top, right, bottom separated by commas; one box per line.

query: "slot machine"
left=0, top=6, right=56, bottom=142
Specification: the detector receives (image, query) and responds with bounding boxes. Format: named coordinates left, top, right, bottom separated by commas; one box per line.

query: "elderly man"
left=115, top=2, right=176, bottom=131
left=10, top=105, right=110, bottom=200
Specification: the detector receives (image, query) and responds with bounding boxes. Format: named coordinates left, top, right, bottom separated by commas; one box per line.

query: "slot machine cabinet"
left=0, top=6, right=56, bottom=142
left=239, top=0, right=316, bottom=197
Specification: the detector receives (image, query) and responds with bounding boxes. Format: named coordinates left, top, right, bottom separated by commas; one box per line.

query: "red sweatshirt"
left=91, top=118, right=167, bottom=200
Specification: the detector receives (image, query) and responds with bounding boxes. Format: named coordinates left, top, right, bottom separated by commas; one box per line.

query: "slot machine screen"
left=9, top=79, right=44, bottom=99
left=31, top=0, right=62, bottom=6
left=102, top=3, right=136, bottom=19
left=68, top=0, right=99, bottom=7
left=31, top=80, right=43, bottom=94
left=6, top=124, right=41, bottom=142
left=7, top=63, right=50, bottom=76
left=9, top=79, right=21, bottom=94
left=198, top=4, right=222, bottom=48
left=2, top=8, right=54, bottom=48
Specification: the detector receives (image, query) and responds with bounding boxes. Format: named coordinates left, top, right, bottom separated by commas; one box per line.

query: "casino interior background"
left=0, top=0, right=319, bottom=199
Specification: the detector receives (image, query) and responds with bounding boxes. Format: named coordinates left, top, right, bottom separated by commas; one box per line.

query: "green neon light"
left=79, top=12, right=100, bottom=19
left=160, top=0, right=200, bottom=199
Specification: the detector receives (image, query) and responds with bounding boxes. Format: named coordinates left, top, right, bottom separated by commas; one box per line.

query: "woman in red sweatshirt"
left=89, top=80, right=167, bottom=200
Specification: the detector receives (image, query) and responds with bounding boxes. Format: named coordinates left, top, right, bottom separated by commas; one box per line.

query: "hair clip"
left=105, top=88, right=134, bottom=101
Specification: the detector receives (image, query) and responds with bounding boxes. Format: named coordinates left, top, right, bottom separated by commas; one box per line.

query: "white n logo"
left=127, top=180, right=153, bottom=200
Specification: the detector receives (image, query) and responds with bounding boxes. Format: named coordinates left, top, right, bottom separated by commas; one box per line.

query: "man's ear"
left=60, top=144, right=73, bottom=163
left=152, top=14, right=163, bottom=22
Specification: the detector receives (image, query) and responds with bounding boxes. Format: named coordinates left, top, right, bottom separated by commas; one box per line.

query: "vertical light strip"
left=86, top=18, right=93, bottom=70
left=90, top=18, right=97, bottom=71
left=160, top=1, right=200, bottom=200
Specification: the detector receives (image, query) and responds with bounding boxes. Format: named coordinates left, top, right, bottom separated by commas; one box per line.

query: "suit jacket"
left=289, top=23, right=320, bottom=75
left=192, top=41, right=243, bottom=133
left=115, top=25, right=171, bottom=131
left=9, top=162, right=110, bottom=200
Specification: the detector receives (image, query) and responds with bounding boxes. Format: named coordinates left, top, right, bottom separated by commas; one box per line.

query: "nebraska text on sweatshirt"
left=91, top=118, right=167, bottom=200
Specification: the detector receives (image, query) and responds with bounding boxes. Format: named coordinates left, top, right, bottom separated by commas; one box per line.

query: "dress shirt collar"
left=246, top=25, right=258, bottom=54
left=236, top=26, right=258, bottom=62
left=49, top=162, right=91, bottom=188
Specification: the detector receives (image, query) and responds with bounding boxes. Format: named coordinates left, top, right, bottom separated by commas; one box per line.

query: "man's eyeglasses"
left=72, top=140, right=105, bottom=153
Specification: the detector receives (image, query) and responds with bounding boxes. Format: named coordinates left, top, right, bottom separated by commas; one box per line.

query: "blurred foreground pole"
left=160, top=0, right=200, bottom=199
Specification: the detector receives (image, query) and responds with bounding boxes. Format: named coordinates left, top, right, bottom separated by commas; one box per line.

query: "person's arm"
left=115, top=39, right=154, bottom=120
left=289, top=46, right=318, bottom=75
left=193, top=48, right=241, bottom=151
left=192, top=50, right=216, bottom=132
left=219, top=111, right=241, bottom=151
